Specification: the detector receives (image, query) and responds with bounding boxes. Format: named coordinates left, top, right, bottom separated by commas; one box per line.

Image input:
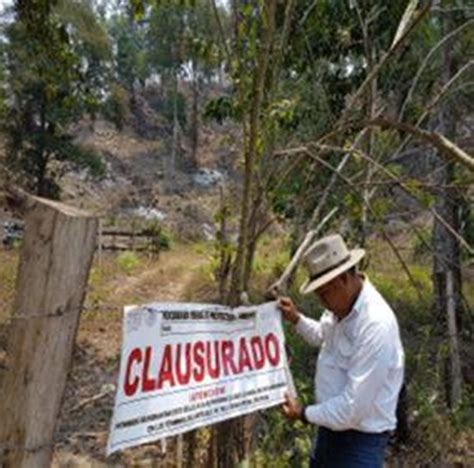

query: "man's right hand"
left=278, top=297, right=300, bottom=325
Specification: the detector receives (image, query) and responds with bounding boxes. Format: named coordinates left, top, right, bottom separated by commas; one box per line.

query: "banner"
left=107, top=301, right=291, bottom=455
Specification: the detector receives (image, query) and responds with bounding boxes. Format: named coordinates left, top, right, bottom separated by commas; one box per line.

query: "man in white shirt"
left=278, top=234, right=404, bottom=468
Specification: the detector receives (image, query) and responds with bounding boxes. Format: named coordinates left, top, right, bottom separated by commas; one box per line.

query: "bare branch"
left=400, top=18, right=474, bottom=120
left=265, top=206, right=338, bottom=299
left=339, top=1, right=432, bottom=124
left=368, top=117, right=474, bottom=172
left=424, top=60, right=474, bottom=115
left=298, top=0, right=318, bottom=28
left=299, top=148, right=427, bottom=301
left=309, top=141, right=474, bottom=254
left=391, top=0, right=420, bottom=48
left=307, top=128, right=369, bottom=228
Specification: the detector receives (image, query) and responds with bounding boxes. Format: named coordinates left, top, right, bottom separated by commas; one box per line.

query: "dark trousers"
left=310, top=427, right=390, bottom=468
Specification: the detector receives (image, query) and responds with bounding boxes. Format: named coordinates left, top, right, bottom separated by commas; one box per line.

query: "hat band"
left=308, top=254, right=351, bottom=283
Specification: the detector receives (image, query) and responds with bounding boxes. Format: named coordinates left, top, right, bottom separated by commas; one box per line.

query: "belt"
left=320, top=427, right=392, bottom=437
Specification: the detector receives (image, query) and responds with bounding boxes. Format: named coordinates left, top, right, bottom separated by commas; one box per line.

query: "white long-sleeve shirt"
left=295, top=279, right=404, bottom=433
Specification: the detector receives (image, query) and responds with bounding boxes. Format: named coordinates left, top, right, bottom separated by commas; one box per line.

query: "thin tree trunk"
left=432, top=12, right=463, bottom=324
left=36, top=99, right=48, bottom=197
left=446, top=271, right=462, bottom=408
left=242, top=190, right=263, bottom=292
left=216, top=186, right=231, bottom=302
left=171, top=70, right=179, bottom=174
left=190, top=60, right=199, bottom=169
left=215, top=5, right=277, bottom=467
left=430, top=10, right=464, bottom=408
left=227, top=0, right=275, bottom=307
left=357, top=4, right=377, bottom=247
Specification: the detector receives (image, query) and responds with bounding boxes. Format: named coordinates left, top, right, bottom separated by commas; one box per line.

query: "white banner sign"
left=107, top=302, right=291, bottom=455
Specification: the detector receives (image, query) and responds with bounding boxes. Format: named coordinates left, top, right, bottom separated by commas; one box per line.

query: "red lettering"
left=250, top=336, right=265, bottom=369
left=206, top=341, right=221, bottom=378
left=124, top=348, right=142, bottom=396
left=157, top=344, right=176, bottom=389
left=193, top=341, right=206, bottom=382
left=221, top=340, right=238, bottom=375
left=238, top=337, right=254, bottom=372
left=176, top=343, right=192, bottom=385
left=265, top=333, right=280, bottom=366
left=142, top=346, right=156, bottom=392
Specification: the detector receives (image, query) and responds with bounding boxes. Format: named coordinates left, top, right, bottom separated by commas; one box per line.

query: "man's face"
left=314, top=275, right=349, bottom=315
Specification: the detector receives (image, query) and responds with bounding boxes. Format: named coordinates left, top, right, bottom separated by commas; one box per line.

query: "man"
left=278, top=234, right=404, bottom=468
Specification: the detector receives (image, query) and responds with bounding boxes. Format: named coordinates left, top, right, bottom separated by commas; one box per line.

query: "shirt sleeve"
left=294, top=314, right=324, bottom=347
left=304, top=322, right=391, bottom=430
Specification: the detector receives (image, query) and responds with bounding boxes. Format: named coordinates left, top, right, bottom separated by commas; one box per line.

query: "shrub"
left=143, top=221, right=171, bottom=251
left=116, top=251, right=141, bottom=274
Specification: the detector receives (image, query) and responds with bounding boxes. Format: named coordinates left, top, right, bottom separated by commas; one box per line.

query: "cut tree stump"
left=0, top=196, right=97, bottom=468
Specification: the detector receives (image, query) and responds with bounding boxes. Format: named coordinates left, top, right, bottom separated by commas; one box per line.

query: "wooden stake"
left=0, top=196, right=97, bottom=468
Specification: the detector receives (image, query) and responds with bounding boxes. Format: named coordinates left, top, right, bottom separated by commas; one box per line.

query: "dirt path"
left=53, top=245, right=209, bottom=467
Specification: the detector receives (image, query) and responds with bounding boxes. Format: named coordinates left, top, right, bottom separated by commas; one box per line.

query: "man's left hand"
left=282, top=392, right=303, bottom=421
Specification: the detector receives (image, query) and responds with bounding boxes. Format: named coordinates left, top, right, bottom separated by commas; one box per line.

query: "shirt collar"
left=351, top=274, right=369, bottom=315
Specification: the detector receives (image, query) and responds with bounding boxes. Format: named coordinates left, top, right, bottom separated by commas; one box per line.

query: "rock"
left=131, top=206, right=167, bottom=221
left=192, top=168, right=225, bottom=188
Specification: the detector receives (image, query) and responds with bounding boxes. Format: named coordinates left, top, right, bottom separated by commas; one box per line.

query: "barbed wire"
left=0, top=301, right=123, bottom=332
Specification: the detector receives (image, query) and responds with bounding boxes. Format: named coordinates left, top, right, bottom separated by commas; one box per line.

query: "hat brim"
left=299, top=249, right=365, bottom=295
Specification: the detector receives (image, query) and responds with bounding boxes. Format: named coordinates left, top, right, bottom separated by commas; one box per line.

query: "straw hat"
left=300, top=234, right=365, bottom=295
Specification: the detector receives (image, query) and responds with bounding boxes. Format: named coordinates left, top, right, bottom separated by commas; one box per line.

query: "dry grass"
left=0, top=249, right=19, bottom=324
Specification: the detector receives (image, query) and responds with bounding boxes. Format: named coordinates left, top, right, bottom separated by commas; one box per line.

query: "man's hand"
left=278, top=297, right=300, bottom=325
left=282, top=392, right=304, bottom=421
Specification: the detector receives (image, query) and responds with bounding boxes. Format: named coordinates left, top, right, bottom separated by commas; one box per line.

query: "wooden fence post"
left=0, top=196, right=97, bottom=468
left=97, top=217, right=103, bottom=267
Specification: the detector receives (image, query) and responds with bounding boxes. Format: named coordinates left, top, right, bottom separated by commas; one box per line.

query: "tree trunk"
left=190, top=60, right=199, bottom=169
left=216, top=187, right=231, bottom=302
left=216, top=4, right=277, bottom=466
left=431, top=13, right=463, bottom=324
left=36, top=99, right=48, bottom=197
left=242, top=191, right=263, bottom=293
left=431, top=11, right=464, bottom=409
left=171, top=70, right=179, bottom=174
left=432, top=158, right=462, bottom=319
left=0, top=196, right=97, bottom=468
left=446, top=271, right=462, bottom=408
left=359, top=18, right=377, bottom=248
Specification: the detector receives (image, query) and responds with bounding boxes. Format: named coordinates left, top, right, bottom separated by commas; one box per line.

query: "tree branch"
left=399, top=18, right=474, bottom=120
left=368, top=117, right=474, bottom=172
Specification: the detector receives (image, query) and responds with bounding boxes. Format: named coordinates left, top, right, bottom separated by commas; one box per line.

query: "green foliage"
left=116, top=251, right=141, bottom=274
left=253, top=406, right=313, bottom=466
left=108, top=11, right=149, bottom=93
left=147, top=3, right=186, bottom=73
left=412, top=227, right=433, bottom=262
left=1, top=0, right=110, bottom=198
left=162, top=91, right=187, bottom=128
left=370, top=265, right=432, bottom=329
left=143, top=221, right=172, bottom=250
left=204, top=96, right=241, bottom=124
left=103, top=84, right=132, bottom=130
